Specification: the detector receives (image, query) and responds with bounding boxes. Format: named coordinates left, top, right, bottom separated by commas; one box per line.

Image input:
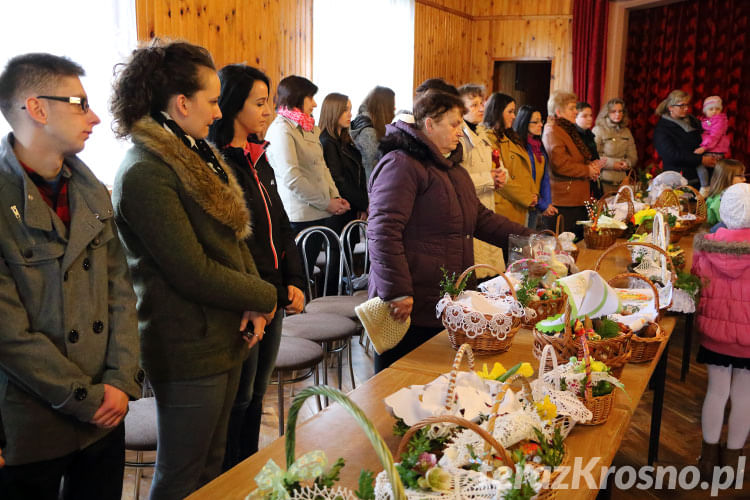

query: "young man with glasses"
left=0, top=53, right=141, bottom=500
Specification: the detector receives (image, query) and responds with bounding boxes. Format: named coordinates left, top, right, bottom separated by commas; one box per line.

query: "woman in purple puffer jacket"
left=367, top=90, right=531, bottom=372
left=692, top=183, right=750, bottom=480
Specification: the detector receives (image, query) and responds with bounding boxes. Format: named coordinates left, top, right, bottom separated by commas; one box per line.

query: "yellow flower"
left=517, top=362, right=534, bottom=378
left=477, top=362, right=506, bottom=380
left=646, top=173, right=653, bottom=180
left=634, top=208, right=657, bottom=226
left=590, top=360, right=608, bottom=373
left=535, top=395, right=558, bottom=421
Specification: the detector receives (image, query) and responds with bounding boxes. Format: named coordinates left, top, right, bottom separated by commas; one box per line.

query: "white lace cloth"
left=668, top=288, right=696, bottom=313
left=374, top=468, right=511, bottom=500
left=528, top=379, right=593, bottom=425
left=648, top=171, right=687, bottom=203
left=290, top=485, right=357, bottom=500
left=436, top=291, right=531, bottom=340
left=384, top=372, right=521, bottom=427
left=540, top=361, right=623, bottom=401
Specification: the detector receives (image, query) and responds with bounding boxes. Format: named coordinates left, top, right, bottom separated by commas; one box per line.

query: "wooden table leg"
left=648, top=339, right=670, bottom=465
left=681, top=313, right=694, bottom=381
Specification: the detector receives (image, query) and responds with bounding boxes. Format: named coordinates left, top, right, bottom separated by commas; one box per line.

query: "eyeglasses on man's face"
left=21, top=95, right=90, bottom=113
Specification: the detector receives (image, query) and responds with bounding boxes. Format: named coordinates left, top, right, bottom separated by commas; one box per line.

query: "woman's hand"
left=588, top=160, right=603, bottom=180
left=239, top=310, right=270, bottom=348
left=613, top=160, right=629, bottom=171
left=285, top=285, right=305, bottom=314
left=694, top=147, right=706, bottom=155
left=529, top=194, right=538, bottom=207
left=702, top=155, right=717, bottom=167
left=389, top=296, right=413, bottom=322
left=326, top=197, right=350, bottom=215
left=357, top=211, right=368, bottom=221
left=543, top=205, right=558, bottom=216
left=492, top=168, right=507, bottom=190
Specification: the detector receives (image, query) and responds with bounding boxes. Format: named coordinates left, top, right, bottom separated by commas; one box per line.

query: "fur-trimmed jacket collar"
left=694, top=229, right=750, bottom=256
left=378, top=120, right=463, bottom=170
left=129, top=117, right=251, bottom=239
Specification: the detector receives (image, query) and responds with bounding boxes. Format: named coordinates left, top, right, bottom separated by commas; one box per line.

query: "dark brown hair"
left=413, top=90, right=465, bottom=129
left=0, top=53, right=84, bottom=124
left=275, top=75, right=317, bottom=110
left=319, top=92, right=351, bottom=143
left=482, top=92, right=522, bottom=146
left=358, top=86, right=395, bottom=139
left=110, top=39, right=215, bottom=138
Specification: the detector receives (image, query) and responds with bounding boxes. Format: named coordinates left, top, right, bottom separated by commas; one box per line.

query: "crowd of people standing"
left=0, top=37, right=746, bottom=500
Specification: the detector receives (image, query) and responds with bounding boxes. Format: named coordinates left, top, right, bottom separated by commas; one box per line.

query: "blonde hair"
left=707, top=159, right=746, bottom=198
left=596, top=97, right=630, bottom=128
left=547, top=90, right=577, bottom=117
left=655, top=89, right=690, bottom=116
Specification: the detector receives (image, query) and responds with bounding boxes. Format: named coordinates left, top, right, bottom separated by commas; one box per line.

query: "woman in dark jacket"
left=208, top=65, right=306, bottom=468
left=368, top=90, right=531, bottom=372
left=653, top=89, right=717, bottom=185
left=111, top=41, right=277, bottom=499
left=319, top=92, right=369, bottom=228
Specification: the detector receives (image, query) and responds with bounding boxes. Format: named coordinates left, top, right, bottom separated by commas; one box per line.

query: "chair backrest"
left=339, top=219, right=369, bottom=295
left=294, top=225, right=350, bottom=299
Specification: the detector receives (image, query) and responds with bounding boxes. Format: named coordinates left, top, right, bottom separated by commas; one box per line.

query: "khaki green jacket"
left=0, top=134, right=141, bottom=465
left=112, top=118, right=276, bottom=383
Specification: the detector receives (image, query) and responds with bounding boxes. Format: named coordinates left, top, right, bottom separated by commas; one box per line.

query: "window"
left=312, top=0, right=415, bottom=121
left=0, top=0, right=137, bottom=185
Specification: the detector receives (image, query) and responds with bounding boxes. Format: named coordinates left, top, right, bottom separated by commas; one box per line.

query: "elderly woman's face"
left=669, top=99, right=690, bottom=119
left=557, top=101, right=577, bottom=122
left=424, top=107, right=464, bottom=155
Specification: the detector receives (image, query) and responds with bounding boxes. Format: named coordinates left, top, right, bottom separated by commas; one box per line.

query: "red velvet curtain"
left=624, top=0, right=750, bottom=170
left=573, top=0, right=609, bottom=113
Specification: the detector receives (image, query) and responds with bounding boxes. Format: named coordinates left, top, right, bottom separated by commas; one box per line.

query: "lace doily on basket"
left=289, top=485, right=357, bottom=500
left=436, top=292, right=531, bottom=340
left=384, top=372, right=521, bottom=427
left=668, top=288, right=696, bottom=313
left=374, top=468, right=505, bottom=500
left=529, top=379, right=593, bottom=424
left=540, top=362, right=624, bottom=398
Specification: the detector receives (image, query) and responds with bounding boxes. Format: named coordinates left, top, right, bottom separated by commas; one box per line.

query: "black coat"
left=653, top=115, right=703, bottom=183
left=222, top=139, right=305, bottom=307
left=576, top=125, right=600, bottom=160
left=320, top=130, right=369, bottom=212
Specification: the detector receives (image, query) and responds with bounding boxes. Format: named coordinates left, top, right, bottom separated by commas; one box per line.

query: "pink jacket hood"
left=692, top=230, right=750, bottom=358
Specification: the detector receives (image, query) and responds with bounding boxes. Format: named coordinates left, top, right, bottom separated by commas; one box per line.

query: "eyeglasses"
left=529, top=120, right=545, bottom=125
left=670, top=103, right=689, bottom=108
left=21, top=95, right=90, bottom=113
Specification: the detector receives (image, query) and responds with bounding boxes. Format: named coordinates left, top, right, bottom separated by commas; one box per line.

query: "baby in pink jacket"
left=694, top=96, right=730, bottom=195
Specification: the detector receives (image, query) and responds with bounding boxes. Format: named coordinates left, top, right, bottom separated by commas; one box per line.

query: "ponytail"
left=111, top=39, right=215, bottom=138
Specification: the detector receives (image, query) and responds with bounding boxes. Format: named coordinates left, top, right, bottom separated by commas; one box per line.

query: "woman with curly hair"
left=110, top=41, right=276, bottom=499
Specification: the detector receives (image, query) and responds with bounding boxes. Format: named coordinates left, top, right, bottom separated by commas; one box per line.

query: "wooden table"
left=189, top=235, right=694, bottom=499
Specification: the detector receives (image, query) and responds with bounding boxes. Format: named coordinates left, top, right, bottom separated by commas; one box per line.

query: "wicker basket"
left=533, top=302, right=631, bottom=378
left=577, top=336, right=615, bottom=426
left=601, top=190, right=634, bottom=238
left=654, top=190, right=691, bottom=243
left=441, top=264, right=523, bottom=354
left=606, top=273, right=667, bottom=364
left=595, top=241, right=677, bottom=310
left=583, top=225, right=618, bottom=250
left=272, top=385, right=406, bottom=500
left=506, top=259, right=567, bottom=329
left=677, top=185, right=707, bottom=230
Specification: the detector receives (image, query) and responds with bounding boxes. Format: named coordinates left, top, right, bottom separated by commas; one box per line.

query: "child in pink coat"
left=694, top=96, right=731, bottom=196
left=692, top=182, right=750, bottom=480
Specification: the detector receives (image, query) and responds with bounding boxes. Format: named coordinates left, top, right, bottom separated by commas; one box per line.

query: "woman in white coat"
left=458, top=84, right=508, bottom=276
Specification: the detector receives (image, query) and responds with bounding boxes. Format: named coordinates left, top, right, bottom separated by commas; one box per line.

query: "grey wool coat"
left=112, top=117, right=277, bottom=384
left=0, top=134, right=142, bottom=465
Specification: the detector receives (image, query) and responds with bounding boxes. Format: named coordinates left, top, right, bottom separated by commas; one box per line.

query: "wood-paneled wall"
left=135, top=0, right=312, bottom=91
left=415, top=0, right=573, bottom=95
left=414, top=1, right=473, bottom=89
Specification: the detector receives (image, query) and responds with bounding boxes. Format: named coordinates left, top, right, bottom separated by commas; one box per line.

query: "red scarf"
left=277, top=106, right=315, bottom=132
left=21, top=161, right=70, bottom=228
